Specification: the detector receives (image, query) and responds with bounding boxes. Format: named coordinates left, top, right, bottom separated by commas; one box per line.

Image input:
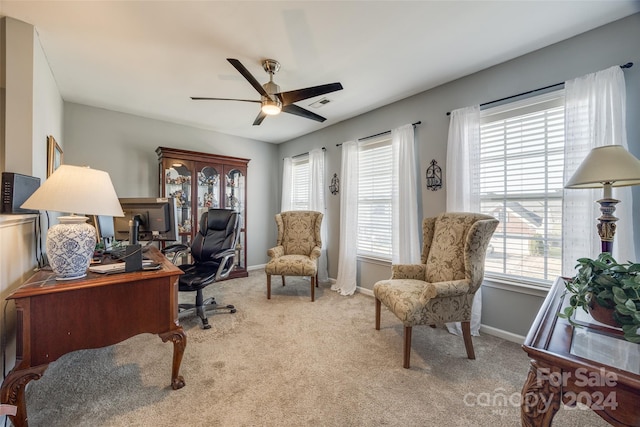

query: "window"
left=479, top=92, right=565, bottom=284
left=290, top=156, right=309, bottom=211
left=357, top=137, right=392, bottom=259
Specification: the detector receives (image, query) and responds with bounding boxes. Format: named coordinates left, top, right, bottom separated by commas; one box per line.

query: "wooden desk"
left=521, top=277, right=640, bottom=426
left=0, top=246, right=186, bottom=427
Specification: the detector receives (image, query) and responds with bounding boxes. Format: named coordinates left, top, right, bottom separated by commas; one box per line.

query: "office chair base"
left=178, top=298, right=236, bottom=329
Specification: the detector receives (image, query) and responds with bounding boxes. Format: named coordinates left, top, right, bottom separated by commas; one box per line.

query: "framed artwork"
left=47, top=135, right=63, bottom=177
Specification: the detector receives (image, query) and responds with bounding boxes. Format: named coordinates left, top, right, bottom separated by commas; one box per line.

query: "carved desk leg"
left=521, top=361, right=561, bottom=427
left=0, top=364, right=48, bottom=427
left=159, top=328, right=186, bottom=390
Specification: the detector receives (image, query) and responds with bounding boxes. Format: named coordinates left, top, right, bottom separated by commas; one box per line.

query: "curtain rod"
left=445, top=62, right=633, bottom=116
left=336, top=121, right=422, bottom=147
left=288, top=146, right=326, bottom=160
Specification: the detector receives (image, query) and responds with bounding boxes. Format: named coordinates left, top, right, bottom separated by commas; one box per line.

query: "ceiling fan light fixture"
left=261, top=98, right=282, bottom=115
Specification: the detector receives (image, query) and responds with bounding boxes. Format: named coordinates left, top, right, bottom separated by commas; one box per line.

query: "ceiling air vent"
left=309, top=97, right=332, bottom=108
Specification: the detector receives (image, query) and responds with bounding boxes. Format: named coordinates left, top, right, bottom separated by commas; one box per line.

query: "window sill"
left=357, top=255, right=391, bottom=267
left=482, top=275, right=551, bottom=298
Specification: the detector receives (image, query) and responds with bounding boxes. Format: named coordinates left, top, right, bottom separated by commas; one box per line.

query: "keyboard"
left=89, top=260, right=160, bottom=274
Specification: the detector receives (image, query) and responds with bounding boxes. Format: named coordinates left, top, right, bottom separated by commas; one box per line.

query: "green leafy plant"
left=559, top=252, right=640, bottom=343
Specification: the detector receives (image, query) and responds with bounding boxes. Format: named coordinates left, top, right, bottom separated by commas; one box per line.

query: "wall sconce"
left=329, top=173, right=339, bottom=195
left=426, top=159, right=442, bottom=191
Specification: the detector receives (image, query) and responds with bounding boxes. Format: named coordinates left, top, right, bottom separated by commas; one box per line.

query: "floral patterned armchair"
left=265, top=211, right=323, bottom=301
left=374, top=212, right=498, bottom=368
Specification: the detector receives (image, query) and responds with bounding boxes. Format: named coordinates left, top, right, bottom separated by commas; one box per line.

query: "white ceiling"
left=2, top=1, right=639, bottom=144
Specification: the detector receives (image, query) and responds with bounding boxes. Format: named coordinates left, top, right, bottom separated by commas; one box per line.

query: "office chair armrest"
left=211, top=248, right=235, bottom=260
left=212, top=248, right=237, bottom=281
left=162, top=244, right=189, bottom=254
left=267, top=245, right=284, bottom=259
left=162, top=244, right=190, bottom=264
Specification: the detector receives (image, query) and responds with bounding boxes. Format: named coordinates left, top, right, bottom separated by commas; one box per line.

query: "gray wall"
left=63, top=103, right=279, bottom=267
left=278, top=13, right=640, bottom=339
left=3, top=13, right=639, bottom=343
left=0, top=17, right=65, bottom=409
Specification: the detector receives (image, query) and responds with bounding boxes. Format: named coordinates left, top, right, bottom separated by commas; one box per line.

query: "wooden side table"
left=521, top=277, right=640, bottom=426
left=0, top=247, right=186, bottom=427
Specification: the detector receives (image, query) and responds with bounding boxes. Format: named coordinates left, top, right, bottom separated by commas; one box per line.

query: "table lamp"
left=565, top=145, right=640, bottom=253
left=21, top=165, right=124, bottom=280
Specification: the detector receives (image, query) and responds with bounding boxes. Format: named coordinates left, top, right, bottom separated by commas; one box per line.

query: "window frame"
left=479, top=91, right=566, bottom=288
left=356, top=136, right=393, bottom=260
left=289, top=155, right=310, bottom=211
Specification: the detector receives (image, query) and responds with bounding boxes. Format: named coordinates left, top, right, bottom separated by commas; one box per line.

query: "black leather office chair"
left=162, top=208, right=239, bottom=329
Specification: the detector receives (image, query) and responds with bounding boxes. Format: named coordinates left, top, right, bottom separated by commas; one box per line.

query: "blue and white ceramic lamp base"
left=46, top=215, right=97, bottom=280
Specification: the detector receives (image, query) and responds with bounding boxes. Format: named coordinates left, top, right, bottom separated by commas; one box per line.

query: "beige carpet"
left=24, top=271, right=608, bottom=426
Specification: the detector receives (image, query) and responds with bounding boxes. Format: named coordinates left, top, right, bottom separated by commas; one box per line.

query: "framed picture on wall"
left=47, top=135, right=63, bottom=177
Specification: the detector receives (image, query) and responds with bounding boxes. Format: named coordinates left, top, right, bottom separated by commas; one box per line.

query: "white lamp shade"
left=21, top=164, right=124, bottom=216
left=565, top=145, right=640, bottom=189
left=21, top=165, right=123, bottom=280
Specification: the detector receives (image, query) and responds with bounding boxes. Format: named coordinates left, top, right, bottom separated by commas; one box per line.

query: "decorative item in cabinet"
left=197, top=165, right=221, bottom=224
left=164, top=164, right=192, bottom=236
left=157, top=146, right=250, bottom=279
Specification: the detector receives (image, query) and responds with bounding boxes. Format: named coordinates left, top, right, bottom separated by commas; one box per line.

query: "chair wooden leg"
left=281, top=275, right=286, bottom=286
left=315, top=273, right=319, bottom=287
left=267, top=274, right=271, bottom=299
left=403, top=326, right=412, bottom=369
left=375, top=298, right=381, bottom=330
left=310, top=276, right=315, bottom=302
left=462, top=321, right=475, bottom=360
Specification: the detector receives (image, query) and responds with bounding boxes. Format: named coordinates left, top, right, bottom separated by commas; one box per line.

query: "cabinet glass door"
left=164, top=163, right=192, bottom=243
left=197, top=165, right=221, bottom=224
left=225, top=168, right=245, bottom=270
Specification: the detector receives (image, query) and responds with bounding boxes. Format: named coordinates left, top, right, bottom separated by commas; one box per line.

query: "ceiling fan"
left=192, top=58, right=343, bottom=126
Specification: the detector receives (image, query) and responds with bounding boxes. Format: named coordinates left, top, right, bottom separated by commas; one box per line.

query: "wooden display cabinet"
left=157, top=146, right=249, bottom=279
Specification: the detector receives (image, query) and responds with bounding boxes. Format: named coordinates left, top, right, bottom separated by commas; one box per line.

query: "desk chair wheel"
left=179, top=298, right=236, bottom=329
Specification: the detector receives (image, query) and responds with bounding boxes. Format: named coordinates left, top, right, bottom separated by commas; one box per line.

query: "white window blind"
left=357, top=137, right=392, bottom=258
left=291, top=156, right=309, bottom=211
left=480, top=92, right=565, bottom=284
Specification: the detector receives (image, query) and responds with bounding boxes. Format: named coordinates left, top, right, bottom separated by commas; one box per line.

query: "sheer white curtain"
left=332, top=140, right=358, bottom=296
left=563, top=65, right=635, bottom=275
left=281, top=157, right=293, bottom=212
left=309, top=148, right=329, bottom=283
left=445, top=106, right=481, bottom=212
left=445, top=105, right=483, bottom=336
left=392, top=124, right=421, bottom=264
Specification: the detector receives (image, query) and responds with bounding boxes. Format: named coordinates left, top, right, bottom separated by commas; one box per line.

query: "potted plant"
left=559, top=252, right=640, bottom=343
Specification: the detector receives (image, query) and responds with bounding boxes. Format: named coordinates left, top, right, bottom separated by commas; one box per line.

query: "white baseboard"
left=247, top=264, right=266, bottom=271
left=479, top=324, right=525, bottom=344
left=357, top=286, right=373, bottom=297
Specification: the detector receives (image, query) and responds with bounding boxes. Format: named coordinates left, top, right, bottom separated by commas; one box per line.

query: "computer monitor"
left=113, top=197, right=179, bottom=243
left=92, top=215, right=116, bottom=250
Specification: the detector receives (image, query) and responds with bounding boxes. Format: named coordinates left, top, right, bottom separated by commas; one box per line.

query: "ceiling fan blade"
left=282, top=104, right=326, bottom=122
left=191, top=97, right=260, bottom=103
left=227, top=58, right=270, bottom=98
left=253, top=111, right=267, bottom=126
left=276, top=82, right=343, bottom=106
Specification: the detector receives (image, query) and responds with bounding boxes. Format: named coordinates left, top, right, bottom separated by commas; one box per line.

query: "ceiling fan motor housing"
left=262, top=59, right=281, bottom=75
left=263, top=80, right=281, bottom=97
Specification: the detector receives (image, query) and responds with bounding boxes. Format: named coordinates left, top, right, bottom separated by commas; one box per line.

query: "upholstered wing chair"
left=265, top=210, right=323, bottom=301
left=374, top=212, right=498, bottom=368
